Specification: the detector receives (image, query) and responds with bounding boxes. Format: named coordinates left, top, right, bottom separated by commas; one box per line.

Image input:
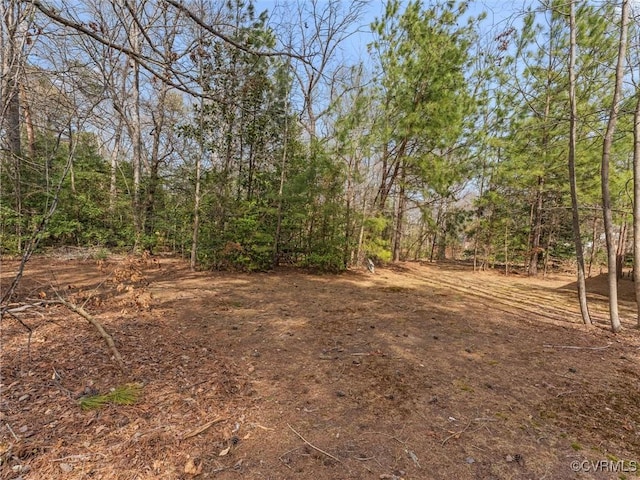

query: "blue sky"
left=255, top=0, right=528, bottom=68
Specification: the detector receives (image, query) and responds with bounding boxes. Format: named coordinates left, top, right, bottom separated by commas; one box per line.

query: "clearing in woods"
left=1, top=255, right=639, bottom=480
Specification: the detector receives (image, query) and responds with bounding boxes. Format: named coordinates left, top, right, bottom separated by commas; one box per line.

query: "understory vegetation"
left=0, top=0, right=638, bottom=278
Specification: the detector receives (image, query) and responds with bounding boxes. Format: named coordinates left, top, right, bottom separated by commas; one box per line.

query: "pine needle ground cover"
left=1, top=256, right=639, bottom=479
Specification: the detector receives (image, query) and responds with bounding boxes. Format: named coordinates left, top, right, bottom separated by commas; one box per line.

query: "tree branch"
left=163, top=0, right=307, bottom=62
left=50, top=297, right=127, bottom=373
left=27, top=0, right=208, bottom=98
left=28, top=0, right=309, bottom=99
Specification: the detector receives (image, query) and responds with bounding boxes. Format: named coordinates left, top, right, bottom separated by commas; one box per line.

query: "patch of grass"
left=79, top=383, right=142, bottom=410
left=383, top=286, right=409, bottom=293
left=571, top=442, right=582, bottom=451
left=538, top=409, right=557, bottom=420
left=453, top=378, right=475, bottom=393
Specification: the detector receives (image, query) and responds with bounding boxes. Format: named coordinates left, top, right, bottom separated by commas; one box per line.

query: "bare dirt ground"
left=1, top=255, right=639, bottom=480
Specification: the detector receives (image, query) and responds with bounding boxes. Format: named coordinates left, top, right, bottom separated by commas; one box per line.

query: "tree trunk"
left=588, top=213, right=598, bottom=278
left=190, top=150, right=201, bottom=271
left=437, top=217, right=447, bottom=260
left=126, top=0, right=144, bottom=251
left=355, top=197, right=367, bottom=267
left=109, top=119, right=123, bottom=214
left=377, top=148, right=400, bottom=212
left=529, top=176, right=544, bottom=276
left=344, top=160, right=353, bottom=268
left=392, top=165, right=405, bottom=262
left=633, top=86, right=640, bottom=327
left=19, top=78, right=35, bottom=158
left=601, top=0, right=629, bottom=333
left=272, top=92, right=289, bottom=269
left=2, top=17, right=21, bottom=160
left=504, top=220, right=509, bottom=276
left=473, top=234, right=479, bottom=272
left=377, top=134, right=406, bottom=213
left=542, top=231, right=552, bottom=277
left=145, top=83, right=168, bottom=242
left=1, top=1, right=24, bottom=252
left=568, top=0, right=592, bottom=325
left=616, top=221, right=627, bottom=280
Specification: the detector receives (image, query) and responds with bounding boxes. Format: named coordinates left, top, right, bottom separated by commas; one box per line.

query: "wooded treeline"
left=2, top=1, right=640, bottom=323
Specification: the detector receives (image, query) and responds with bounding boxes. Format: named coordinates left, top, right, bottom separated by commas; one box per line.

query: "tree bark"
left=588, top=213, right=598, bottom=278
left=190, top=150, right=201, bottom=271
left=633, top=88, right=640, bottom=326
left=528, top=177, right=544, bottom=276
left=131, top=57, right=143, bottom=250
left=126, top=0, right=144, bottom=251
left=19, top=78, right=35, bottom=158
left=145, top=83, right=169, bottom=241
left=1, top=1, right=24, bottom=252
left=109, top=118, right=123, bottom=214
left=504, top=220, right=509, bottom=276
left=392, top=164, right=406, bottom=262
left=616, top=221, right=627, bottom=279
left=567, top=0, right=592, bottom=325
left=272, top=86, right=289, bottom=269
left=601, top=0, right=629, bottom=333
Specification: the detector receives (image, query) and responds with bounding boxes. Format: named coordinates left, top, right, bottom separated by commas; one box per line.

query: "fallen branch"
left=279, top=446, right=304, bottom=469
left=4, top=311, right=33, bottom=362
left=287, top=423, right=342, bottom=464
left=251, top=422, right=274, bottom=431
left=49, top=297, right=126, bottom=372
left=441, top=419, right=473, bottom=446
left=556, top=390, right=575, bottom=397
left=1, top=302, right=45, bottom=315
left=6, top=423, right=19, bottom=441
left=51, top=453, right=106, bottom=462
left=182, top=417, right=225, bottom=440
left=543, top=343, right=612, bottom=351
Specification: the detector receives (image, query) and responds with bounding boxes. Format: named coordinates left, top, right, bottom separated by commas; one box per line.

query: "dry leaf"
left=219, top=446, right=230, bottom=456
left=184, top=458, right=202, bottom=475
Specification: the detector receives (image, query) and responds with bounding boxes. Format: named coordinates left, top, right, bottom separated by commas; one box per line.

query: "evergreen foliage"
left=1, top=0, right=637, bottom=278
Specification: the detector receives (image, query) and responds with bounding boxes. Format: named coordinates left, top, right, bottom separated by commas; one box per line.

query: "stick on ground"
left=287, top=423, right=342, bottom=464
left=51, top=297, right=126, bottom=372
left=543, top=343, right=612, bottom=350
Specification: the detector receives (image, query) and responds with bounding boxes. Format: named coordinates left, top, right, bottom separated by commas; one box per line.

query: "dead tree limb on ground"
left=1, top=309, right=34, bottom=363
left=48, top=297, right=126, bottom=373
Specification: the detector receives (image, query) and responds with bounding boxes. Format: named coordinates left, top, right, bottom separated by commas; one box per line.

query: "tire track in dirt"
left=487, top=278, right=640, bottom=322
left=387, top=264, right=618, bottom=326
